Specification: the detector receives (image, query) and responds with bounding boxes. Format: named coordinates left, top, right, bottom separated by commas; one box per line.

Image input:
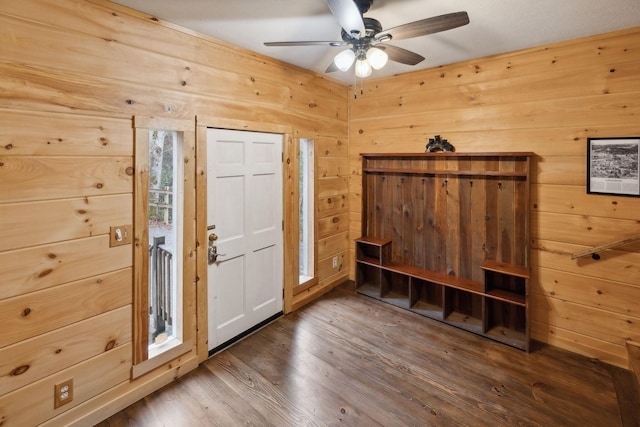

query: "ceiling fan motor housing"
left=341, top=17, right=382, bottom=42
left=354, top=0, right=373, bottom=14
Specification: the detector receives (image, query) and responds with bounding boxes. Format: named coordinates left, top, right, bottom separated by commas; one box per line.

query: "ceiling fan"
left=264, top=0, right=470, bottom=79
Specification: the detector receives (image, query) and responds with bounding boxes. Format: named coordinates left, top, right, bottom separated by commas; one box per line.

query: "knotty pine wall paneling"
left=348, top=27, right=640, bottom=369
left=0, top=0, right=348, bottom=425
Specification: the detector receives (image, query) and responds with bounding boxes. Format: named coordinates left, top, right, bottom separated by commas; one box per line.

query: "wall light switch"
left=110, top=225, right=132, bottom=247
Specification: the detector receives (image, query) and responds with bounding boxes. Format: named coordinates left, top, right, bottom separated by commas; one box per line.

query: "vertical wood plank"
left=370, top=174, right=380, bottom=238
left=515, top=156, right=530, bottom=267
left=381, top=174, right=392, bottom=244
left=446, top=174, right=461, bottom=276
left=484, top=177, right=499, bottom=262
left=458, top=175, right=472, bottom=278
left=498, top=177, right=516, bottom=263
left=433, top=173, right=448, bottom=274
left=361, top=156, right=370, bottom=237
left=181, top=123, right=197, bottom=347
left=392, top=174, right=404, bottom=264
left=470, top=160, right=488, bottom=282
left=133, top=121, right=150, bottom=364
left=195, top=122, right=209, bottom=362
left=283, top=133, right=298, bottom=313
left=401, top=176, right=414, bottom=265
left=423, top=175, right=436, bottom=271
left=413, top=176, right=426, bottom=269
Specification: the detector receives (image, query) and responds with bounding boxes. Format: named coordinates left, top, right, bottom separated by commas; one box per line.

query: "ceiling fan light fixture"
left=264, top=3, right=471, bottom=86
left=334, top=49, right=356, bottom=71
left=355, top=58, right=372, bottom=78
left=366, top=47, right=388, bottom=70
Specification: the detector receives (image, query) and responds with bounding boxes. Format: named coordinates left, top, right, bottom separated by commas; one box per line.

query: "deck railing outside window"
left=149, top=236, right=173, bottom=343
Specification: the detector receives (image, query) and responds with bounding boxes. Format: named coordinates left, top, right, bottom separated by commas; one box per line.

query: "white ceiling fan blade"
left=326, top=0, right=365, bottom=38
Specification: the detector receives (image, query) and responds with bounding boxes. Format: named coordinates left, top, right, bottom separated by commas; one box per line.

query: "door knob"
left=209, top=233, right=218, bottom=242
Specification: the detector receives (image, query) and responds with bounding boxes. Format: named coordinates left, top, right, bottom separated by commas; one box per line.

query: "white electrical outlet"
left=332, top=256, right=338, bottom=268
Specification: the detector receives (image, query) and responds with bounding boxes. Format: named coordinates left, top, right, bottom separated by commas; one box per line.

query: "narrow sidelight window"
left=132, top=116, right=194, bottom=378
left=299, top=138, right=315, bottom=285
left=147, top=130, right=183, bottom=356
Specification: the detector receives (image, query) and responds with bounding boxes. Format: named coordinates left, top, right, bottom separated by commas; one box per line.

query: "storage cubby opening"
left=485, top=271, right=526, bottom=296
left=410, top=279, right=444, bottom=319
left=357, top=244, right=381, bottom=264
left=444, top=289, right=483, bottom=333
left=485, top=300, right=527, bottom=349
left=355, top=238, right=391, bottom=265
left=381, top=270, right=410, bottom=308
left=356, top=263, right=381, bottom=298
left=486, top=300, right=526, bottom=332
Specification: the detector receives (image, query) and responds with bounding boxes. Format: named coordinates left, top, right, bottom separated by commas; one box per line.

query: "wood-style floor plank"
left=284, top=307, right=508, bottom=425
left=97, top=285, right=628, bottom=427
left=308, top=287, right=620, bottom=425
left=228, top=324, right=388, bottom=426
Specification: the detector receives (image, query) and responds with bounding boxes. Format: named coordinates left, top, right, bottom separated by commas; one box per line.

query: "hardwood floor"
left=98, top=284, right=633, bottom=426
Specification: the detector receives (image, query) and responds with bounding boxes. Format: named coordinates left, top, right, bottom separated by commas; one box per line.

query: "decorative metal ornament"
left=425, top=135, right=455, bottom=152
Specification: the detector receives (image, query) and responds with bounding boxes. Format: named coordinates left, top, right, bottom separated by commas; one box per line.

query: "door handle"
left=207, top=245, right=227, bottom=264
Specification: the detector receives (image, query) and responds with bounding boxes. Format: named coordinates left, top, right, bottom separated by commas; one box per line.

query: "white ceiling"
left=112, top=0, right=640, bottom=83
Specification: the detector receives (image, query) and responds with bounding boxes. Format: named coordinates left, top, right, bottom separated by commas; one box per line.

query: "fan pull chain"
left=353, top=72, right=357, bottom=99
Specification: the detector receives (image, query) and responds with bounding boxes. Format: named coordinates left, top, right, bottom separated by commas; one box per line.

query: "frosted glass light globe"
left=367, top=47, right=388, bottom=70
left=355, top=59, right=372, bottom=78
left=334, top=49, right=356, bottom=71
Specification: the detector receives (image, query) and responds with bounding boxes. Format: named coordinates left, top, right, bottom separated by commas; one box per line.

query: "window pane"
left=148, top=130, right=182, bottom=351
left=299, top=139, right=314, bottom=283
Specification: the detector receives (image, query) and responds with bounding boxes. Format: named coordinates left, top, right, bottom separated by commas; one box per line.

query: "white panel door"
left=206, top=128, right=283, bottom=351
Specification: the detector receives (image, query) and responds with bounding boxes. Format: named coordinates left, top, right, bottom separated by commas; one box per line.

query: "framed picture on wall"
left=587, top=137, right=640, bottom=197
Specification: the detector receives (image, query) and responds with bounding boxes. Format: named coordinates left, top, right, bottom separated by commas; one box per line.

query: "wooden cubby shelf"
left=356, top=152, right=532, bottom=351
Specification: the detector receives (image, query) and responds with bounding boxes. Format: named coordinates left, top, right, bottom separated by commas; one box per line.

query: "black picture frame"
left=587, top=137, right=640, bottom=197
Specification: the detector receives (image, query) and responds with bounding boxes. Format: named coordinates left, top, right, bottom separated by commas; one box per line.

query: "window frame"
left=132, top=116, right=196, bottom=379
left=294, top=138, right=318, bottom=295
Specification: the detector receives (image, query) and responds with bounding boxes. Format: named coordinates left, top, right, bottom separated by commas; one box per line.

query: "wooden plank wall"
left=0, top=0, right=348, bottom=425
left=349, top=27, right=640, bottom=369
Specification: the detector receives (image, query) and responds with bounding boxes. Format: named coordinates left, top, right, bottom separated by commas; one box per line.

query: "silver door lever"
left=208, top=245, right=227, bottom=264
